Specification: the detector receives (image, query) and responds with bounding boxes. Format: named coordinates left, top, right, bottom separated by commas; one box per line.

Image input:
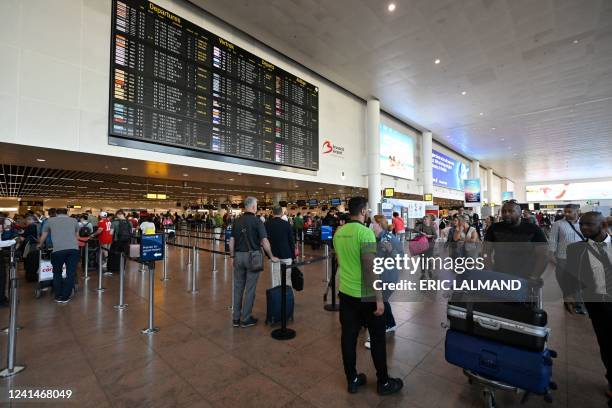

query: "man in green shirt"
left=333, top=197, right=403, bottom=396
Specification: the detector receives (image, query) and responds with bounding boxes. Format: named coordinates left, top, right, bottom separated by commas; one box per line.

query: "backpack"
left=79, top=225, right=91, bottom=237
left=116, top=219, right=132, bottom=241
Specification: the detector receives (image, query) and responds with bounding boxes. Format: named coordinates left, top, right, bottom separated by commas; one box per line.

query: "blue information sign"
left=140, top=234, right=165, bottom=262
left=321, top=225, right=333, bottom=241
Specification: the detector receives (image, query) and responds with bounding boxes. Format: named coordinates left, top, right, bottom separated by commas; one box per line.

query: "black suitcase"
left=447, top=294, right=549, bottom=352
left=24, top=249, right=40, bottom=282
left=106, top=242, right=122, bottom=272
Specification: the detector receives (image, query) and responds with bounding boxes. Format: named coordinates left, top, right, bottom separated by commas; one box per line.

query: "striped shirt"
left=586, top=234, right=611, bottom=295
left=548, top=218, right=583, bottom=260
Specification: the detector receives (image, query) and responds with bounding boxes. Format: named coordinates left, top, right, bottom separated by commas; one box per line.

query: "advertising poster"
left=464, top=179, right=481, bottom=205
left=502, top=191, right=514, bottom=201
left=432, top=149, right=470, bottom=190
left=526, top=181, right=612, bottom=201
left=380, top=124, right=415, bottom=180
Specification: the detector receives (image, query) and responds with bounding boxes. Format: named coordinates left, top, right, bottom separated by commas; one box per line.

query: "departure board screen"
left=108, top=0, right=319, bottom=171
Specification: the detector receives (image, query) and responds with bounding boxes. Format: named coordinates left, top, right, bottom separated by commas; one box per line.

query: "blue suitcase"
left=445, top=329, right=555, bottom=395
left=265, top=285, right=294, bottom=325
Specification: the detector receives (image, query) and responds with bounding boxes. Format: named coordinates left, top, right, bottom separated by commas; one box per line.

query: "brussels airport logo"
left=322, top=140, right=344, bottom=158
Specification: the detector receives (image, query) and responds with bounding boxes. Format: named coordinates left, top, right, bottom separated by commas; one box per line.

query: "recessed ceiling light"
left=500, top=138, right=505, bottom=141
left=387, top=3, right=396, bottom=12
left=265, top=182, right=270, bottom=185
left=491, top=127, right=496, bottom=130
left=36, top=158, right=46, bottom=162
left=183, top=173, right=189, bottom=177
left=121, top=167, right=128, bottom=170
left=229, top=178, right=234, bottom=181
left=479, top=112, right=484, bottom=116
left=573, top=39, right=579, bottom=44
left=434, top=58, right=441, bottom=64
left=461, top=91, right=467, bottom=95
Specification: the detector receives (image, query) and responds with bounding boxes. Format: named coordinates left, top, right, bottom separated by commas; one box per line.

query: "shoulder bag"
left=242, top=226, right=264, bottom=273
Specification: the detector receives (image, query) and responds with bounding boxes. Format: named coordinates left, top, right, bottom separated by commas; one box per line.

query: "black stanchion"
left=324, top=253, right=340, bottom=311
left=271, top=263, right=296, bottom=340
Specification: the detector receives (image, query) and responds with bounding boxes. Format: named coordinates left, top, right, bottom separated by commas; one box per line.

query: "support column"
left=422, top=131, right=433, bottom=202
left=366, top=100, right=381, bottom=212
left=272, top=192, right=283, bottom=206
left=470, top=160, right=481, bottom=216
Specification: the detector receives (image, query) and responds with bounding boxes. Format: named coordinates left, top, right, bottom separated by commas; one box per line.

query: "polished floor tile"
left=0, top=244, right=607, bottom=407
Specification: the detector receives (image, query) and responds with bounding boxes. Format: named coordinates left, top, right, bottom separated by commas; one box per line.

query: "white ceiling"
left=190, top=0, right=612, bottom=183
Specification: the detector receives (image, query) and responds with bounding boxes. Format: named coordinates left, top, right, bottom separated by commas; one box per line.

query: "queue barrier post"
left=211, top=248, right=218, bottom=273
left=323, top=253, right=340, bottom=312
left=114, top=252, right=127, bottom=310
left=161, top=239, right=169, bottom=281
left=95, top=246, right=105, bottom=292
left=189, top=246, right=199, bottom=294
left=324, top=243, right=330, bottom=283
left=300, top=230, right=305, bottom=261
left=270, top=263, right=296, bottom=341
left=0, top=245, right=26, bottom=378
left=141, top=261, right=159, bottom=334
left=83, top=241, right=90, bottom=280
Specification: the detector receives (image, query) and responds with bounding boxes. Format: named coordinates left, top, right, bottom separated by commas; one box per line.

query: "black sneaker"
left=347, top=373, right=367, bottom=394
left=377, top=378, right=403, bottom=396
left=232, top=319, right=240, bottom=327
left=240, top=317, right=258, bottom=328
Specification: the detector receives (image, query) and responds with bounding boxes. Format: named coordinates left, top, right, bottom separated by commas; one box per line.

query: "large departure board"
left=108, top=0, right=319, bottom=171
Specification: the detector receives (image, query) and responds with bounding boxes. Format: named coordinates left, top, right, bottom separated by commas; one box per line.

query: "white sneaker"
left=364, top=338, right=371, bottom=349
left=386, top=325, right=397, bottom=333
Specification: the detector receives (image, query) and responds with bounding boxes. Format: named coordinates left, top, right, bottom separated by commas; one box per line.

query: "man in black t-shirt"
left=484, top=200, right=548, bottom=278
left=229, top=197, right=278, bottom=328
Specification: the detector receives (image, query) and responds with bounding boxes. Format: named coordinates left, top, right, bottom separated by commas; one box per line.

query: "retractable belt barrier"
left=271, top=254, right=329, bottom=341
left=323, top=253, right=340, bottom=312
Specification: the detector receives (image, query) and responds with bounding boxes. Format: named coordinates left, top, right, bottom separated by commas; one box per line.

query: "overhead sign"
left=502, top=191, right=514, bottom=201
left=140, top=234, right=165, bottom=262
left=464, top=179, right=481, bottom=206
left=383, top=188, right=395, bottom=198
left=526, top=181, right=612, bottom=201
left=432, top=149, right=470, bottom=190
left=379, top=124, right=415, bottom=180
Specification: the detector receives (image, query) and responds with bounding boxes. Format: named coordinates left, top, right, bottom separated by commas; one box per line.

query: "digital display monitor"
left=330, top=198, right=341, bottom=206
left=308, top=199, right=318, bottom=206
left=109, top=0, right=319, bottom=171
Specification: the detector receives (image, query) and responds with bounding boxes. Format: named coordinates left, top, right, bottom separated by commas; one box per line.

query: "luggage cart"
left=447, top=279, right=557, bottom=407
left=35, top=248, right=78, bottom=299
left=35, top=249, right=54, bottom=298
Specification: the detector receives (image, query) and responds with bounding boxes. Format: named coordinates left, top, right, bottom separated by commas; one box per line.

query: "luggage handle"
left=477, top=319, right=501, bottom=331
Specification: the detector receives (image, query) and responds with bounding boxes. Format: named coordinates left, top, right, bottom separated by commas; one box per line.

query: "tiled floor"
left=0, top=241, right=608, bottom=407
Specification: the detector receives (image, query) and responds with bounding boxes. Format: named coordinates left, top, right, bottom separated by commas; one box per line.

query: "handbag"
left=409, top=234, right=430, bottom=256
left=242, top=227, right=263, bottom=273
left=291, top=265, right=304, bottom=291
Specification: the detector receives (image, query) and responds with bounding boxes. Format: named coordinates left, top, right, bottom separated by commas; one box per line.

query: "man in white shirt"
left=549, top=204, right=586, bottom=313
left=567, top=212, right=611, bottom=404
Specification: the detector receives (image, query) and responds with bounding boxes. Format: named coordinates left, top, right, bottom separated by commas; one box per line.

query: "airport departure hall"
left=1, top=0, right=612, bottom=407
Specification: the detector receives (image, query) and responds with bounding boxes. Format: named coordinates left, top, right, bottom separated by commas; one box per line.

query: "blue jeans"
left=50, top=249, right=79, bottom=300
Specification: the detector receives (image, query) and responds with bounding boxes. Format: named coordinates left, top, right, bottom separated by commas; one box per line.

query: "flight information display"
left=109, top=0, right=319, bottom=170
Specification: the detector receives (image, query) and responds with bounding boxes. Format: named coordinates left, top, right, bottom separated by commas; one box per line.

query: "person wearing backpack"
left=111, top=210, right=132, bottom=269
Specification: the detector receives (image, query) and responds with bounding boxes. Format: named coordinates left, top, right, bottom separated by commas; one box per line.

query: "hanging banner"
left=464, top=179, right=481, bottom=206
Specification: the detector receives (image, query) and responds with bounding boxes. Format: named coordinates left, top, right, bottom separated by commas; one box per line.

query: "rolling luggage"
left=265, top=285, right=294, bottom=325
left=24, top=248, right=40, bottom=282
left=448, top=270, right=548, bottom=351
left=445, top=329, right=556, bottom=396
left=106, top=242, right=122, bottom=272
